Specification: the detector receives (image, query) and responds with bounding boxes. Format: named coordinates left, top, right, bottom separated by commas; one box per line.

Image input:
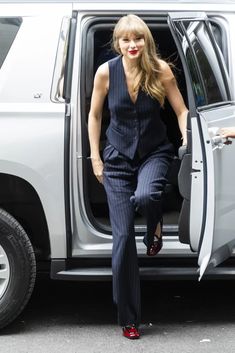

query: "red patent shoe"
left=146, top=219, right=163, bottom=256
left=122, top=325, right=140, bottom=339
left=146, top=236, right=163, bottom=256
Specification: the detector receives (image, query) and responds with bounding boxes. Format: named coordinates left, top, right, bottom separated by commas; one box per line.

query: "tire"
left=0, top=208, right=36, bottom=330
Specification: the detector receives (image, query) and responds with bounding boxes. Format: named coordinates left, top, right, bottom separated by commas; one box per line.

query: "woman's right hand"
left=91, top=158, right=104, bottom=184
left=220, top=127, right=235, bottom=139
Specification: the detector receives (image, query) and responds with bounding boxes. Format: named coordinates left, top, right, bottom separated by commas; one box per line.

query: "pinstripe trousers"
left=103, top=142, right=174, bottom=327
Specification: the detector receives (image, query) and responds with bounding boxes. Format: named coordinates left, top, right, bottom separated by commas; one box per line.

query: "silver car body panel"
left=198, top=105, right=235, bottom=278
left=0, top=4, right=72, bottom=257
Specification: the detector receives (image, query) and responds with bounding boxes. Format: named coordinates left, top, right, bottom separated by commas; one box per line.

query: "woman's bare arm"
left=160, top=61, right=189, bottom=145
left=88, top=62, right=109, bottom=183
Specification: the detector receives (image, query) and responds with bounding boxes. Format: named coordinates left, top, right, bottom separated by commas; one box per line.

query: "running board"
left=51, top=260, right=235, bottom=281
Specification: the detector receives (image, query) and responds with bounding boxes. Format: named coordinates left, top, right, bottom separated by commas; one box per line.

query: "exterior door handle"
left=208, top=127, right=232, bottom=151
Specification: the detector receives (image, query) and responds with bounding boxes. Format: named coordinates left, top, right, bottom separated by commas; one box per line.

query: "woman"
left=88, top=14, right=188, bottom=339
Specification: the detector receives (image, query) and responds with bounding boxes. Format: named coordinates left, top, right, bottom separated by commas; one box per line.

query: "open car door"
left=168, top=12, right=235, bottom=279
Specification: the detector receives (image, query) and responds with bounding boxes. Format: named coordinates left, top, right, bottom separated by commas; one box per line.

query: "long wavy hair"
left=112, top=14, right=166, bottom=106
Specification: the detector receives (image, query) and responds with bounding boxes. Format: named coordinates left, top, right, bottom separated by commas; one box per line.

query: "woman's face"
left=118, top=32, right=145, bottom=60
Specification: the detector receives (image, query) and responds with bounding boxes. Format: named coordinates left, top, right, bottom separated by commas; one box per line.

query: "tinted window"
left=173, top=20, right=229, bottom=107
left=0, top=18, right=22, bottom=69
left=186, top=47, right=206, bottom=106
left=192, top=39, right=223, bottom=104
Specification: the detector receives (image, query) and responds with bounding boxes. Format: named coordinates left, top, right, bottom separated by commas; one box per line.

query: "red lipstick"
left=129, top=50, right=138, bottom=55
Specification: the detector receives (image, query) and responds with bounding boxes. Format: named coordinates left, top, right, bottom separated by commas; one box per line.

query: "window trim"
left=205, top=19, right=231, bottom=101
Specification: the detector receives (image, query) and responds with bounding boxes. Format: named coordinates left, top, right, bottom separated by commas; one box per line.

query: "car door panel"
left=168, top=12, right=235, bottom=278
left=198, top=105, right=235, bottom=278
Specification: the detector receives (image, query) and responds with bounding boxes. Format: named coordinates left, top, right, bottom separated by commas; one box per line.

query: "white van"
left=1, top=0, right=235, bottom=329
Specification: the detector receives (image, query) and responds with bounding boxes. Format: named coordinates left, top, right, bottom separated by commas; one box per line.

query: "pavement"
left=0, top=278, right=235, bottom=353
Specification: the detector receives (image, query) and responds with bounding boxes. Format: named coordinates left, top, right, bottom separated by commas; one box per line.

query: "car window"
left=0, top=18, right=22, bottom=69
left=173, top=20, right=229, bottom=107
left=186, top=47, right=207, bottom=106
left=192, top=39, right=224, bottom=105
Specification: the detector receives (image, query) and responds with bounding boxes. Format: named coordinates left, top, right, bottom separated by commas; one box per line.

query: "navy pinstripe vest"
left=106, top=55, right=168, bottom=160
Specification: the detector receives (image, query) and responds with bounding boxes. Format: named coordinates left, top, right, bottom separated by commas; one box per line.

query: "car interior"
left=80, top=16, right=189, bottom=237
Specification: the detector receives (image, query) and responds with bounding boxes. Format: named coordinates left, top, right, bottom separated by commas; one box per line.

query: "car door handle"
left=211, top=135, right=232, bottom=151
left=208, top=127, right=232, bottom=151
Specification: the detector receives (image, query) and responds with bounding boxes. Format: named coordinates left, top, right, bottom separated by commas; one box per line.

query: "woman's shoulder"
left=157, top=59, right=174, bottom=81
left=92, top=62, right=109, bottom=94
left=96, top=56, right=120, bottom=74
left=158, top=59, right=172, bottom=73
left=95, top=55, right=121, bottom=79
left=95, top=62, right=109, bottom=80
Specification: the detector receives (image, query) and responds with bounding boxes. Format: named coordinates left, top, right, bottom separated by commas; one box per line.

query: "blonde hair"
left=113, top=14, right=166, bottom=106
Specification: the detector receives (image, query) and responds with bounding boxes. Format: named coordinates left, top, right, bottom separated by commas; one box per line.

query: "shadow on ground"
left=2, top=276, right=235, bottom=335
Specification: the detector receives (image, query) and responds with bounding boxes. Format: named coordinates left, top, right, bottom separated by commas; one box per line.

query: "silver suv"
left=0, top=0, right=235, bottom=330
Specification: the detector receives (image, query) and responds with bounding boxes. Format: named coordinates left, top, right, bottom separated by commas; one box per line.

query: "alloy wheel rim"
left=0, top=244, right=10, bottom=299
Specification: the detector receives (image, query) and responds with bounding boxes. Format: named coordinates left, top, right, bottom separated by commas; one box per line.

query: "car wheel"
left=0, top=208, right=36, bottom=329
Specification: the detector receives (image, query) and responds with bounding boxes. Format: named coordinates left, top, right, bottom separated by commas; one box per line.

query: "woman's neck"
left=122, top=56, right=139, bottom=74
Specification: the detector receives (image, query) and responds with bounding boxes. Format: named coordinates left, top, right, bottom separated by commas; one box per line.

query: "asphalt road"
left=1, top=276, right=235, bottom=353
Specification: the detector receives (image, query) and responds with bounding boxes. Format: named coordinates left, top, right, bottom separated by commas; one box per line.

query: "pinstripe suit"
left=103, top=56, right=174, bottom=327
